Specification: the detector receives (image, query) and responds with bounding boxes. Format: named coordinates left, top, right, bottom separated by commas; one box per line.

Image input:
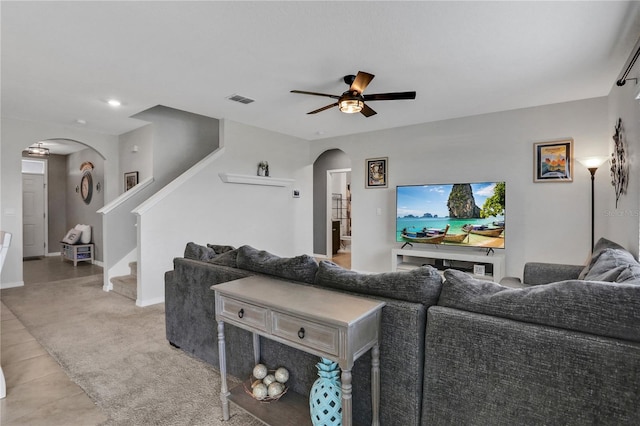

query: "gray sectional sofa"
left=164, top=238, right=640, bottom=425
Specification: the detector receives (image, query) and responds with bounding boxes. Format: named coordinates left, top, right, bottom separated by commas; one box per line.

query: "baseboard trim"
left=1, top=281, right=24, bottom=289
left=136, top=296, right=164, bottom=307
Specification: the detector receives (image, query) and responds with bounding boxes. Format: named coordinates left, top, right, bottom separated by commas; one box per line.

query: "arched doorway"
left=313, top=149, right=351, bottom=266
left=21, top=138, right=106, bottom=269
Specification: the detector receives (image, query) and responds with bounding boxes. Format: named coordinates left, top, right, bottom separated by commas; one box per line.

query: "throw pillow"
left=62, top=228, right=82, bottom=245
left=183, top=242, right=217, bottom=262
left=578, top=237, right=626, bottom=279
left=616, top=263, right=640, bottom=285
left=583, top=248, right=640, bottom=282
left=236, top=245, right=318, bottom=284
left=207, top=248, right=239, bottom=268
left=314, top=260, right=443, bottom=306
left=441, top=269, right=640, bottom=343
left=74, top=224, right=92, bottom=244
left=207, top=244, right=236, bottom=254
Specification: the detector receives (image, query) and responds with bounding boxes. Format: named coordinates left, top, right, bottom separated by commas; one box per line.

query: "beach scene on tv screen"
left=396, top=182, right=505, bottom=248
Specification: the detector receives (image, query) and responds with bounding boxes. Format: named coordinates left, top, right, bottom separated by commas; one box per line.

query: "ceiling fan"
left=290, top=71, right=416, bottom=117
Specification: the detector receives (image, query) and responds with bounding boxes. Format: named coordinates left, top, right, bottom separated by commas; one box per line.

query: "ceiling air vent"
left=226, top=94, right=255, bottom=104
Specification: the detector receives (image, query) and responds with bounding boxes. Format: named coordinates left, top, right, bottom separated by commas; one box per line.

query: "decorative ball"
left=263, top=374, right=276, bottom=387
left=275, top=367, right=289, bottom=383
left=252, top=383, right=268, bottom=399
left=252, top=364, right=268, bottom=380
left=268, top=381, right=285, bottom=397
left=251, top=379, right=262, bottom=389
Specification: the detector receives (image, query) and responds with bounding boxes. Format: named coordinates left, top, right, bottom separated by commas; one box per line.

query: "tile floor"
left=1, top=257, right=108, bottom=425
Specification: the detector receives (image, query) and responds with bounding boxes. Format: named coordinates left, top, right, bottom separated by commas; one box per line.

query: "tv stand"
left=392, top=248, right=505, bottom=282
left=401, top=242, right=413, bottom=249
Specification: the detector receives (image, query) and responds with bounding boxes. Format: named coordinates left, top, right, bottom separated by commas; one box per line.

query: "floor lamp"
left=577, top=157, right=608, bottom=250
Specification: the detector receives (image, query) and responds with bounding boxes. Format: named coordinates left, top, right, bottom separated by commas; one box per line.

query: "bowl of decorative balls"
left=244, top=363, right=290, bottom=402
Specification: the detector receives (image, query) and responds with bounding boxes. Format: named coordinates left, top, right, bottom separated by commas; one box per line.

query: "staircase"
left=110, top=262, right=137, bottom=301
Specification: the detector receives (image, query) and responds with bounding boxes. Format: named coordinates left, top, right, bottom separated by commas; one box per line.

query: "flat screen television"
left=396, top=181, right=505, bottom=249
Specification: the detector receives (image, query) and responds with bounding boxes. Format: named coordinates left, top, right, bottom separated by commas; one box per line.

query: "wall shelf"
left=218, top=172, right=294, bottom=187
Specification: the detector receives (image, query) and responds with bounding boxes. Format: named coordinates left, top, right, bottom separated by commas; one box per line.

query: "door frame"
left=326, top=168, right=351, bottom=257
left=21, top=158, right=48, bottom=257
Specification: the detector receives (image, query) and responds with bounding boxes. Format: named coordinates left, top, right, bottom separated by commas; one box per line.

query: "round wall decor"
left=81, top=171, right=93, bottom=204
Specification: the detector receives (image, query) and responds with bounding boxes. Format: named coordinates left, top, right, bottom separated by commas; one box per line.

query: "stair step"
left=128, top=261, right=137, bottom=276
left=110, top=275, right=137, bottom=301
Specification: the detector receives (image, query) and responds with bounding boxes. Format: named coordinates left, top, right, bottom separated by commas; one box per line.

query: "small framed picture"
left=533, top=139, right=573, bottom=182
left=365, top=157, right=388, bottom=188
left=124, top=171, right=139, bottom=192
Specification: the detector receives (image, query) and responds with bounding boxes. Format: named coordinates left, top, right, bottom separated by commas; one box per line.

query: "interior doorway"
left=326, top=169, right=351, bottom=268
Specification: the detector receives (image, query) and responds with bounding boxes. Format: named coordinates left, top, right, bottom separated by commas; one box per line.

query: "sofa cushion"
left=183, top=242, right=217, bottom=262
left=583, top=248, right=640, bottom=282
left=236, top=245, right=318, bottom=284
left=314, top=260, right=443, bottom=306
left=207, top=248, right=238, bottom=268
left=207, top=244, right=236, bottom=254
left=440, top=269, right=640, bottom=343
left=578, top=237, right=626, bottom=279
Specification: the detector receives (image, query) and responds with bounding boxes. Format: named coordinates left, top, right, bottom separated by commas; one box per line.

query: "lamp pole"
left=578, top=157, right=608, bottom=251
left=587, top=167, right=597, bottom=250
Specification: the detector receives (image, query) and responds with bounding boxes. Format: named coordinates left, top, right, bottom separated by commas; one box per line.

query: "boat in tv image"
left=396, top=182, right=505, bottom=249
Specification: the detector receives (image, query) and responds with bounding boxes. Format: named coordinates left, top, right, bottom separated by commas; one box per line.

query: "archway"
left=21, top=138, right=106, bottom=265
left=313, top=149, right=351, bottom=259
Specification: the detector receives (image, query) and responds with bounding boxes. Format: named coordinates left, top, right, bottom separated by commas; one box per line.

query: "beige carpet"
left=1, top=275, right=261, bottom=425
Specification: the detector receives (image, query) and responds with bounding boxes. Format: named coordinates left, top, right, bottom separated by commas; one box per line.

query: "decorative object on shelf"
left=533, top=139, right=573, bottom=182
left=310, top=358, right=342, bottom=426
left=244, top=363, right=289, bottom=402
left=365, top=157, right=387, bottom=188
left=253, top=363, right=268, bottom=380
left=124, top=171, right=139, bottom=192
left=610, top=118, right=628, bottom=208
left=257, top=161, right=269, bottom=177
left=79, top=161, right=95, bottom=205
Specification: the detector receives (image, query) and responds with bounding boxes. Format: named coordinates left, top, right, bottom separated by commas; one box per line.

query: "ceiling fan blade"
left=291, top=90, right=340, bottom=99
left=361, top=104, right=377, bottom=117
left=350, top=71, right=375, bottom=94
left=364, top=91, right=416, bottom=101
left=307, top=103, right=339, bottom=114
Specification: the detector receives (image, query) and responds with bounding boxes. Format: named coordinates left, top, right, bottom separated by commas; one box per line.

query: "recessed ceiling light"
left=76, top=119, right=86, bottom=125
left=107, top=99, right=121, bottom=107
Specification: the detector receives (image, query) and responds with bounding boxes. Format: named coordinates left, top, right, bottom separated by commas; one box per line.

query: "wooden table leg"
left=341, top=368, right=352, bottom=426
left=371, top=343, right=380, bottom=426
left=217, top=321, right=230, bottom=421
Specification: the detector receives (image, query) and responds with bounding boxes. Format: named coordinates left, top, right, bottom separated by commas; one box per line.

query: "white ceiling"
left=3, top=1, right=640, bottom=154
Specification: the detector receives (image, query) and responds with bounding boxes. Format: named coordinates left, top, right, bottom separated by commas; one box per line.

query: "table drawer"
left=219, top=296, right=268, bottom=332
left=272, top=311, right=339, bottom=356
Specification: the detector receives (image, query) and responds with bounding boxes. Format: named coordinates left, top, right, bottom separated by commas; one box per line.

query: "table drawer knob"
left=298, top=327, right=305, bottom=339
left=238, top=308, right=244, bottom=319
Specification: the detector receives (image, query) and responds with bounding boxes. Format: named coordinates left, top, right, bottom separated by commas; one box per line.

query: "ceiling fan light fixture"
left=339, top=98, right=364, bottom=114
left=27, top=142, right=50, bottom=156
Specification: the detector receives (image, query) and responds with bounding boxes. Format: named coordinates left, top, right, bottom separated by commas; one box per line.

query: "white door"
left=23, top=173, right=45, bottom=258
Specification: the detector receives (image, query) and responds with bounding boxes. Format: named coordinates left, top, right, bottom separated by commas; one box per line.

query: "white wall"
left=119, top=124, right=153, bottom=193
left=311, top=98, right=610, bottom=277
left=135, top=119, right=313, bottom=305
left=606, top=76, right=640, bottom=256
left=0, top=118, right=118, bottom=288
